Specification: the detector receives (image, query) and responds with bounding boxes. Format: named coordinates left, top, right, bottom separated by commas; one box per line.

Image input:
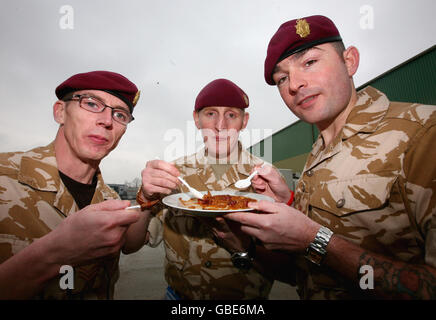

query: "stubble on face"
left=275, top=43, right=353, bottom=129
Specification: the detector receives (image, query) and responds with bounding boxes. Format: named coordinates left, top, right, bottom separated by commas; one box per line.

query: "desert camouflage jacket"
left=147, top=143, right=274, bottom=299
left=293, top=86, right=436, bottom=299
left=0, top=143, right=121, bottom=299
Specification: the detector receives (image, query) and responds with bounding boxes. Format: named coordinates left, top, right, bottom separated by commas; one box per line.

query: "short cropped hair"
left=331, top=41, right=346, bottom=61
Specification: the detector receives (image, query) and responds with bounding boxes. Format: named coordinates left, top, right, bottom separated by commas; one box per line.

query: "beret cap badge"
left=295, top=19, right=310, bottom=38
left=133, top=90, right=141, bottom=106
left=242, top=93, right=249, bottom=106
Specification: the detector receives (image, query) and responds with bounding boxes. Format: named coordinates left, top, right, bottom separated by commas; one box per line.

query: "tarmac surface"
left=114, top=243, right=299, bottom=300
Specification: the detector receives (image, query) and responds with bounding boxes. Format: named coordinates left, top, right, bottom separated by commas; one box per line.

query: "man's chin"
left=80, top=148, right=110, bottom=163
left=205, top=148, right=239, bottom=163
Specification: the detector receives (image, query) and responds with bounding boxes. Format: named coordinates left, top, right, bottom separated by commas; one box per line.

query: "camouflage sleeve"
left=147, top=204, right=165, bottom=248
left=0, top=175, right=32, bottom=263
left=403, top=119, right=436, bottom=268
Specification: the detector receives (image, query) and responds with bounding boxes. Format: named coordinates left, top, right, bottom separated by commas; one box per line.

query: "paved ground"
left=114, top=243, right=299, bottom=300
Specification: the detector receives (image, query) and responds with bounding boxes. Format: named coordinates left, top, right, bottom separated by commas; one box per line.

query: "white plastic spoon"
left=234, top=163, right=265, bottom=189
left=126, top=205, right=141, bottom=210
left=177, top=176, right=204, bottom=199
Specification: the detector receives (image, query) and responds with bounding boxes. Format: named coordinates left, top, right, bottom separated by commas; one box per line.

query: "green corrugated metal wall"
left=359, top=45, right=436, bottom=105
left=249, top=45, right=435, bottom=173
left=249, top=121, right=319, bottom=173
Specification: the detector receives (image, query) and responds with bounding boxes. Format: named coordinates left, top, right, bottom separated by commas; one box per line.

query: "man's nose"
left=97, top=106, right=113, bottom=127
left=288, top=70, right=307, bottom=94
left=215, top=114, right=227, bottom=131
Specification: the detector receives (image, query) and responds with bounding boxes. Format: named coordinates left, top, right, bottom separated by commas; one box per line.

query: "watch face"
left=305, top=247, right=323, bottom=266
left=231, top=253, right=253, bottom=270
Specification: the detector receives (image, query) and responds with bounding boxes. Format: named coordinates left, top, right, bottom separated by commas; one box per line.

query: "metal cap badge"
left=295, top=19, right=310, bottom=38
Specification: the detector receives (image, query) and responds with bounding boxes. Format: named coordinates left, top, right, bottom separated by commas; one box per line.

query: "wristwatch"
left=305, top=226, right=333, bottom=266
left=231, top=240, right=256, bottom=270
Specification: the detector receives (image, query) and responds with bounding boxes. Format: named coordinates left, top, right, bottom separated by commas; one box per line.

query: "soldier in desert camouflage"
left=0, top=71, right=146, bottom=299
left=136, top=79, right=294, bottom=299
left=226, top=15, right=436, bottom=299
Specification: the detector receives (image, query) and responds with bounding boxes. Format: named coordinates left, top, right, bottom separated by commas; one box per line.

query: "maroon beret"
left=264, top=15, right=342, bottom=85
left=55, top=70, right=140, bottom=113
left=194, top=79, right=249, bottom=111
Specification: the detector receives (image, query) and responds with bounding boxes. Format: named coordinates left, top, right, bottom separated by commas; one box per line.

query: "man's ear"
left=241, top=111, right=249, bottom=130
left=53, top=100, right=66, bottom=125
left=193, top=110, right=201, bottom=129
left=343, top=46, right=360, bottom=77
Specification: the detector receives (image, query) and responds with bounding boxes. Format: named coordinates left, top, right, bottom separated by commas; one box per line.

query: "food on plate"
left=179, top=191, right=257, bottom=210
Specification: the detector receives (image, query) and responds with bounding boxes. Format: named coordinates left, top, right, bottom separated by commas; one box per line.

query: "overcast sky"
left=1, top=0, right=435, bottom=184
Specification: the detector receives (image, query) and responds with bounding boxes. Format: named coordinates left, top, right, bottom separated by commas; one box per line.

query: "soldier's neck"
left=318, top=88, right=358, bottom=149
left=53, top=128, right=99, bottom=184
left=205, top=145, right=240, bottom=164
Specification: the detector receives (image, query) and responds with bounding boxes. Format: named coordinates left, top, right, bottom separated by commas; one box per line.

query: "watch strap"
left=305, top=226, right=333, bottom=266
left=247, top=238, right=256, bottom=260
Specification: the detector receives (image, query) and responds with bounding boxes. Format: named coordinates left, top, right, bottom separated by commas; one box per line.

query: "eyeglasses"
left=66, top=94, right=134, bottom=125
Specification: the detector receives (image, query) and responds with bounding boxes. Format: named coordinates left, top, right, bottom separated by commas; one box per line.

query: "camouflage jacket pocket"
left=310, top=174, right=397, bottom=217
left=163, top=221, right=189, bottom=271
left=164, top=243, right=187, bottom=271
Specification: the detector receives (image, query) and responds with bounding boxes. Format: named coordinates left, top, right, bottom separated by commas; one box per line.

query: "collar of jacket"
left=310, top=86, right=390, bottom=158
left=17, top=142, right=60, bottom=192
left=17, top=142, right=115, bottom=215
